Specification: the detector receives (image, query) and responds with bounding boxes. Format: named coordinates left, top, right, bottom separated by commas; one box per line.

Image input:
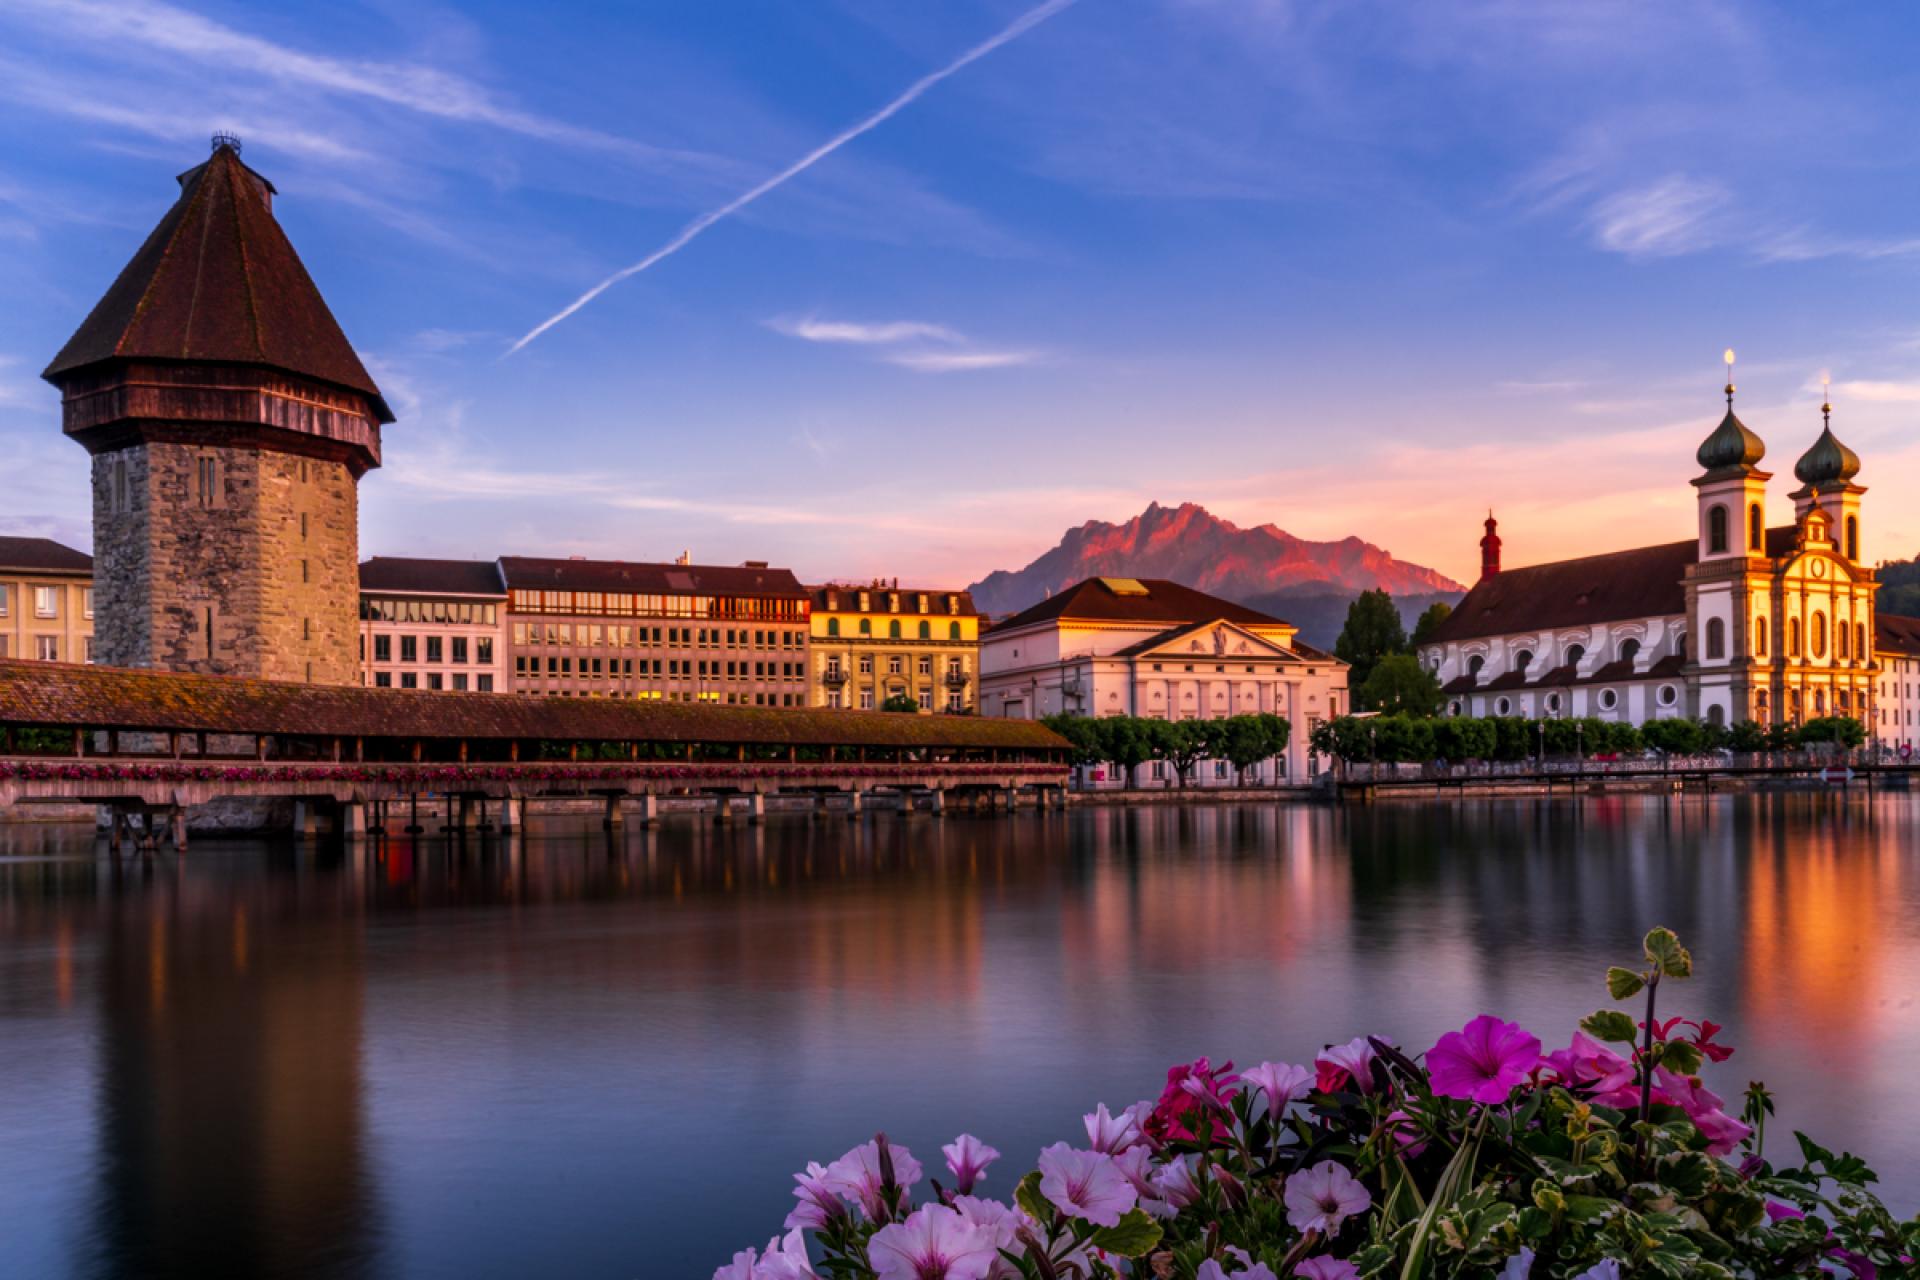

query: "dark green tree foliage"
left=1725, top=719, right=1770, bottom=752
left=1040, top=713, right=1103, bottom=766
left=1334, top=588, right=1407, bottom=703
left=1796, top=715, right=1867, bottom=748
left=1877, top=556, right=1920, bottom=617
left=1044, top=713, right=1291, bottom=786
left=1358, top=652, right=1443, bottom=716
left=878, top=693, right=920, bottom=714
left=1431, top=715, right=1495, bottom=761
left=1639, top=718, right=1707, bottom=755
left=1409, top=600, right=1454, bottom=648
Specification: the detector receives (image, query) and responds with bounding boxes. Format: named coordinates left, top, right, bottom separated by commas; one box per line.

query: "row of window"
left=823, top=689, right=964, bottom=712
left=821, top=592, right=966, bottom=615
left=513, top=656, right=804, bottom=680
left=825, top=655, right=965, bottom=678
left=508, top=590, right=807, bottom=621
left=511, top=622, right=804, bottom=649
left=362, top=599, right=501, bottom=625
left=371, top=671, right=495, bottom=691
left=525, top=688, right=805, bottom=707
left=0, top=584, right=93, bottom=619
left=367, top=635, right=496, bottom=665
left=823, top=617, right=964, bottom=640
left=0, top=635, right=90, bottom=661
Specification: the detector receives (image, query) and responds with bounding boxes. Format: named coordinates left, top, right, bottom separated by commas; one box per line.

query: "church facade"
left=1420, top=378, right=1879, bottom=732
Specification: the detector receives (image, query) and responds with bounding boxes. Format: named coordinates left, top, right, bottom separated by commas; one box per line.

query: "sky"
left=3, top=0, right=1920, bottom=588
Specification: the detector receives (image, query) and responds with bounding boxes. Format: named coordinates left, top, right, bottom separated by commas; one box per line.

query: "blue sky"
left=3, top=0, right=1920, bottom=586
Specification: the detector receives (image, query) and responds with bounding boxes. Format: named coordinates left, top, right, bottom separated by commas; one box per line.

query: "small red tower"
left=1479, top=511, right=1501, bottom=580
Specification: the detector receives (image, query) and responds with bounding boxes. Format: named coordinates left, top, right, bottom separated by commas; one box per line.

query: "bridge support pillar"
left=500, top=796, right=524, bottom=834
left=846, top=788, right=864, bottom=821
left=168, top=806, right=188, bottom=853
left=1003, top=786, right=1018, bottom=812
left=604, top=794, right=624, bottom=831
left=108, top=808, right=126, bottom=854
left=746, top=791, right=766, bottom=825
left=294, top=800, right=320, bottom=841
left=929, top=787, right=946, bottom=817
left=712, top=793, right=733, bottom=825
left=343, top=801, right=368, bottom=842
left=635, top=793, right=657, bottom=826
left=405, top=793, right=424, bottom=835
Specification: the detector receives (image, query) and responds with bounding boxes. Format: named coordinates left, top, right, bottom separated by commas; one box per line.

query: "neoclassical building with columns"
left=1421, top=380, right=1878, bottom=729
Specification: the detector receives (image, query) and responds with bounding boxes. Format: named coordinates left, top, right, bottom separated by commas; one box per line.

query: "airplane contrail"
left=505, top=0, right=1078, bottom=356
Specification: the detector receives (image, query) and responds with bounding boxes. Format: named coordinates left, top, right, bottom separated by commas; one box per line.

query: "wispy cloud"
left=1589, top=174, right=1727, bottom=258
left=882, top=349, right=1040, bottom=373
left=1835, top=379, right=1920, bottom=403
left=505, top=0, right=1080, bottom=354
left=767, top=316, right=962, bottom=345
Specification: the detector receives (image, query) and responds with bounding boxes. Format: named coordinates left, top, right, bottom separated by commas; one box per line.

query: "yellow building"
left=808, top=582, right=981, bottom=712
left=0, top=537, right=93, bottom=664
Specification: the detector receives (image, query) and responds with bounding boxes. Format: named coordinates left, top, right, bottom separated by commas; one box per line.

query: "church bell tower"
left=42, top=136, right=391, bottom=685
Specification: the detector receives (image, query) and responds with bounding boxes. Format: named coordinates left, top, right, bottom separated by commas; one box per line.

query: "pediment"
left=1134, top=619, right=1302, bottom=662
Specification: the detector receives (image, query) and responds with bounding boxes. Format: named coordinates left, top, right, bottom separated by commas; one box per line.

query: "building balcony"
left=943, top=669, right=969, bottom=689
left=820, top=668, right=849, bottom=688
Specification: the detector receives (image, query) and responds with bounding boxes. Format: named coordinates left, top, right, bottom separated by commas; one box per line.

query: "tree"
left=1641, top=718, right=1706, bottom=756
left=1094, top=716, right=1156, bottom=788
left=1410, top=601, right=1454, bottom=649
left=1796, top=715, right=1866, bottom=749
left=1432, top=716, right=1495, bottom=762
left=1149, top=719, right=1213, bottom=787
left=1359, top=653, right=1443, bottom=716
left=1215, top=714, right=1291, bottom=784
left=878, top=693, right=920, bottom=714
left=1040, top=714, right=1103, bottom=768
left=1335, top=589, right=1407, bottom=702
left=1725, top=719, right=1769, bottom=753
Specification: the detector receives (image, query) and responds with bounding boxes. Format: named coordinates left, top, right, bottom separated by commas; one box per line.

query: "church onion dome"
left=1696, top=407, right=1766, bottom=472
left=1793, top=423, right=1861, bottom=488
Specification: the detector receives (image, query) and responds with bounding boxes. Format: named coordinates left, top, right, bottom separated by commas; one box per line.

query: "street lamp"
left=1575, top=720, right=1584, bottom=781
left=1369, top=724, right=1377, bottom=781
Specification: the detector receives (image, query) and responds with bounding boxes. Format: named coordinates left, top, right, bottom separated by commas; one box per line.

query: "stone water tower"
left=43, top=136, right=391, bottom=685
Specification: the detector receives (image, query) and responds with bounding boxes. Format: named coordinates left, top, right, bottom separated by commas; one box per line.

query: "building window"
left=1749, top=502, right=1763, bottom=552
left=0, top=584, right=8, bottom=615
left=478, top=637, right=493, bottom=664
left=426, top=636, right=443, bottom=664
left=374, top=671, right=391, bottom=687
left=400, top=635, right=417, bottom=663
left=917, top=620, right=931, bottom=639
left=478, top=675, right=493, bottom=692
left=1707, top=504, right=1728, bottom=554
left=451, top=637, right=468, bottom=663
left=1789, top=618, right=1801, bottom=657
left=426, top=673, right=442, bottom=690
left=859, top=655, right=874, bottom=675
left=1839, top=624, right=1851, bottom=659
left=826, top=617, right=840, bottom=637
left=1812, top=612, right=1827, bottom=659
left=196, top=455, right=217, bottom=508
left=859, top=689, right=874, bottom=710
left=949, top=622, right=961, bottom=640
left=918, top=691, right=933, bottom=711
left=1658, top=685, right=1678, bottom=707
left=1466, top=654, right=1484, bottom=677
left=400, top=673, right=417, bottom=689
left=1599, top=688, right=1618, bottom=710
left=83, top=588, right=94, bottom=619
left=301, top=559, right=309, bottom=583
left=1513, top=649, right=1533, bottom=672
left=888, top=656, right=903, bottom=675
left=888, top=620, right=902, bottom=639
left=1706, top=618, right=1726, bottom=660
left=1495, top=697, right=1511, bottom=715
left=34, top=586, right=57, bottom=618
left=917, top=656, right=932, bottom=676
left=1846, top=515, right=1858, bottom=561
left=373, top=635, right=391, bottom=662
left=1564, top=644, right=1585, bottom=668
left=1546, top=693, right=1561, bottom=714
left=37, top=635, right=58, bottom=661
left=1754, top=619, right=1767, bottom=656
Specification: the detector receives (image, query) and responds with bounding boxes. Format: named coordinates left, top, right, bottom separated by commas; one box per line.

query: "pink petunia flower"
left=1315, top=1038, right=1379, bottom=1094
left=942, top=1135, right=1000, bottom=1195
left=1296, top=1258, right=1361, bottom=1280
left=867, top=1204, right=1000, bottom=1280
left=1655, top=1068, right=1752, bottom=1156
left=1240, top=1061, right=1313, bottom=1116
left=1083, top=1102, right=1143, bottom=1154
left=1542, top=1033, right=1638, bottom=1108
left=1284, top=1161, right=1372, bottom=1234
left=714, top=1246, right=758, bottom=1280
left=785, top=1162, right=846, bottom=1232
left=823, top=1139, right=923, bottom=1221
left=1428, top=1016, right=1543, bottom=1104
left=1197, top=1261, right=1280, bottom=1280
left=1147, top=1057, right=1241, bottom=1143
left=1110, top=1145, right=1158, bottom=1198
left=754, top=1229, right=820, bottom=1280
left=1037, top=1142, right=1138, bottom=1227
left=1151, top=1154, right=1205, bottom=1209
left=949, top=1197, right=1034, bottom=1280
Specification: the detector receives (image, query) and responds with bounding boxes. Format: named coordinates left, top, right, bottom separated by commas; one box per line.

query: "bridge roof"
left=0, top=661, right=1066, bottom=752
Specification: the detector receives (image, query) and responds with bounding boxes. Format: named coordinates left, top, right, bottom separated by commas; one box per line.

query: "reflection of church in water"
left=1422, top=363, right=1882, bottom=731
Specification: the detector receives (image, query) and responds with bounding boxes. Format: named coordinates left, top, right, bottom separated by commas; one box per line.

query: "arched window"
left=1812, top=612, right=1827, bottom=658
left=1706, top=618, right=1725, bottom=660
left=859, top=618, right=872, bottom=636
left=917, top=620, right=930, bottom=640
left=826, top=617, right=840, bottom=637
left=1756, top=689, right=1770, bottom=715
left=1814, top=689, right=1826, bottom=714
left=1514, top=649, right=1533, bottom=672
left=948, top=622, right=961, bottom=640
left=1839, top=624, right=1850, bottom=659
left=1619, top=638, right=1641, bottom=664
left=888, top=620, right=902, bottom=639
left=1467, top=654, right=1485, bottom=677
left=1565, top=644, right=1586, bottom=669
left=1846, top=515, right=1859, bottom=561
left=1789, top=618, right=1801, bottom=657
left=1749, top=502, right=1764, bottom=552
left=1754, top=618, right=1767, bottom=656
left=1708, top=704, right=1726, bottom=726
left=1856, top=622, right=1867, bottom=660
left=1708, top=504, right=1728, bottom=554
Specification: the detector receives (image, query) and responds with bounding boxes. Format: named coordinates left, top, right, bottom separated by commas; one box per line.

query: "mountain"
left=968, top=502, right=1466, bottom=648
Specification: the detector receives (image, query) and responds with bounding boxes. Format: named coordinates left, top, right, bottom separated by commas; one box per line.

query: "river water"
left=2, top=794, right=1917, bottom=1278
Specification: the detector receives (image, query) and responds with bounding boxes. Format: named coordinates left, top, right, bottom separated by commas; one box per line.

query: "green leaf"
left=1516, top=1207, right=1553, bottom=1239
left=1013, top=1170, right=1050, bottom=1225
left=1606, top=966, right=1647, bottom=1000
left=1661, top=1039, right=1704, bottom=1076
left=1644, top=927, right=1693, bottom=979
left=1580, top=1009, right=1638, bottom=1044
left=1087, top=1209, right=1162, bottom=1258
left=1563, top=1194, right=1620, bottom=1223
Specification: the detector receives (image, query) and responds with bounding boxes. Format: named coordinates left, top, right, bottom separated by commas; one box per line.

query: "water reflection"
left=0, top=793, right=1917, bottom=1277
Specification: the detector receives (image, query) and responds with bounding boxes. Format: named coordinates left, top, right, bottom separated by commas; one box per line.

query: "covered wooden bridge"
left=0, top=660, right=1072, bottom=848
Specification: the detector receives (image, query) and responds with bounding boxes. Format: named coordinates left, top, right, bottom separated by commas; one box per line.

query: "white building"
left=358, top=557, right=508, bottom=692
left=1876, top=615, right=1920, bottom=753
left=1421, top=382, right=1879, bottom=730
left=979, top=577, right=1348, bottom=785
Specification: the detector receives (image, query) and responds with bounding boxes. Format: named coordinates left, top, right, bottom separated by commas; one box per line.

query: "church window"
left=1565, top=644, right=1585, bottom=668
left=1706, top=618, right=1726, bottom=660
left=1514, top=649, right=1533, bottom=672
left=1839, top=625, right=1851, bottom=659
left=195, top=455, right=218, bottom=509
left=1812, top=613, right=1827, bottom=659
left=1708, top=704, right=1726, bottom=726
left=1789, top=618, right=1802, bottom=657
left=1619, top=638, right=1640, bottom=664
left=1599, top=689, right=1618, bottom=711
left=1749, top=503, right=1763, bottom=552
left=1467, top=654, right=1485, bottom=677
left=1707, top=504, right=1728, bottom=554
left=1658, top=685, right=1678, bottom=707
left=1846, top=515, right=1858, bottom=561
left=1754, top=619, right=1767, bottom=656
left=1856, top=623, right=1867, bottom=660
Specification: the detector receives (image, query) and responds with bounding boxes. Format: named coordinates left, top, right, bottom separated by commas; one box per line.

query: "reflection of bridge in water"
left=0, top=660, right=1070, bottom=849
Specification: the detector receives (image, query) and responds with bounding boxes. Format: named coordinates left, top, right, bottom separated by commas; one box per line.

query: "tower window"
left=1846, top=515, right=1858, bottom=561
left=301, top=559, right=309, bottom=583
left=1789, top=618, right=1802, bottom=657
left=1707, top=504, right=1728, bottom=554
left=1749, top=502, right=1763, bottom=552
left=1754, top=619, right=1767, bottom=656
left=195, top=455, right=218, bottom=509
left=1706, top=617, right=1726, bottom=660
left=300, top=512, right=309, bottom=540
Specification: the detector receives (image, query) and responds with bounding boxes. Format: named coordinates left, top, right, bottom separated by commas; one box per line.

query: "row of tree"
left=1039, top=713, right=1292, bottom=787
left=1333, top=589, right=1453, bottom=713
left=1308, top=713, right=1868, bottom=764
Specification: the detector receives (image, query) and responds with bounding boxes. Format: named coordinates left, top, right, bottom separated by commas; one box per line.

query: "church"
left=1419, top=365, right=1879, bottom=731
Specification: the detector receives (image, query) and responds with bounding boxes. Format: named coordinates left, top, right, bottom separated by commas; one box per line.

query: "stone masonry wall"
left=91, top=438, right=360, bottom=685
